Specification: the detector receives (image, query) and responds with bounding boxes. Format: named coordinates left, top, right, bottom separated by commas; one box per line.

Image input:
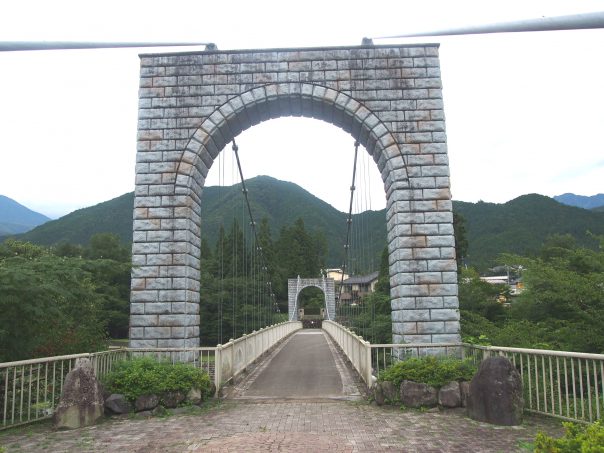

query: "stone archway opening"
left=130, top=45, right=460, bottom=349
left=297, top=287, right=324, bottom=318
left=203, top=116, right=386, bottom=215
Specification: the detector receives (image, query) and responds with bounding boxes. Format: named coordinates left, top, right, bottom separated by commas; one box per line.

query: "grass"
left=109, top=338, right=129, bottom=347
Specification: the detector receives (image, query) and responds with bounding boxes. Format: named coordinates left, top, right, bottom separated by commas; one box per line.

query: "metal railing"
left=4, top=321, right=602, bottom=428
left=322, top=320, right=373, bottom=386
left=0, top=321, right=302, bottom=430
left=214, top=321, right=303, bottom=387
left=367, top=341, right=604, bottom=424
left=469, top=345, right=604, bottom=423
left=370, top=342, right=465, bottom=379
left=1, top=350, right=127, bottom=430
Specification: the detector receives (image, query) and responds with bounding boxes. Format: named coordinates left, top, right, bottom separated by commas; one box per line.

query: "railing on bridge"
left=467, top=344, right=604, bottom=423
left=322, top=320, right=373, bottom=386
left=0, top=321, right=302, bottom=430
left=0, top=350, right=127, bottom=430
left=3, top=320, right=603, bottom=428
left=368, top=341, right=604, bottom=424
left=214, top=321, right=302, bottom=387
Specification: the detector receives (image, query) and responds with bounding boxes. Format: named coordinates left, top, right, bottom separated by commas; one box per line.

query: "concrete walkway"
left=0, top=330, right=565, bottom=452
left=230, top=329, right=361, bottom=400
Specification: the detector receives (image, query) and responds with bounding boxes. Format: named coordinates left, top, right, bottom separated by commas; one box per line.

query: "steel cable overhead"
left=337, top=141, right=360, bottom=325
left=0, top=41, right=215, bottom=52
left=336, top=141, right=378, bottom=337
left=218, top=148, right=225, bottom=344
left=370, top=12, right=604, bottom=39
left=231, top=140, right=277, bottom=329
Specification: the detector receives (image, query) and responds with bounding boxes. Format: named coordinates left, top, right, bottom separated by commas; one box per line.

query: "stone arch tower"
left=288, top=277, right=336, bottom=321
left=130, top=44, right=460, bottom=348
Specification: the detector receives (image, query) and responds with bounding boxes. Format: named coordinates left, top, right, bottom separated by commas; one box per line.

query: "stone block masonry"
left=130, top=44, right=459, bottom=348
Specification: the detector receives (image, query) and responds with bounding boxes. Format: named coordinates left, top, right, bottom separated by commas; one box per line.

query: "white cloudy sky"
left=0, top=0, right=603, bottom=218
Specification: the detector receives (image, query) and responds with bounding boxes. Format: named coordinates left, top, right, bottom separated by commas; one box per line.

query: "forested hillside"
left=13, top=179, right=604, bottom=271
left=19, top=192, right=134, bottom=245
left=18, top=176, right=386, bottom=268
left=454, top=194, right=604, bottom=270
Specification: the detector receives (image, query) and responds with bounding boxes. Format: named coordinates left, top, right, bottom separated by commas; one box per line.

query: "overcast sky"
left=1, top=0, right=603, bottom=218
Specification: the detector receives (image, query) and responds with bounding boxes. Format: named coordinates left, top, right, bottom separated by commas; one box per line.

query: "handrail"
left=470, top=344, right=604, bottom=361
left=0, top=321, right=302, bottom=430
left=368, top=340, right=604, bottom=423
left=214, top=321, right=302, bottom=389
left=4, top=322, right=603, bottom=429
left=0, top=353, right=93, bottom=369
left=322, top=320, right=373, bottom=386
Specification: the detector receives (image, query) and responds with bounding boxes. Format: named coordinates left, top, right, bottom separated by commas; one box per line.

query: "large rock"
left=53, top=358, right=104, bottom=429
left=467, top=357, right=523, bottom=425
left=104, top=394, right=132, bottom=415
left=400, top=380, right=438, bottom=408
left=459, top=381, right=470, bottom=407
left=381, top=381, right=398, bottom=402
left=373, top=381, right=398, bottom=406
left=187, top=388, right=203, bottom=405
left=438, top=381, right=461, bottom=408
left=373, top=382, right=386, bottom=406
left=135, top=394, right=159, bottom=412
left=161, top=391, right=185, bottom=408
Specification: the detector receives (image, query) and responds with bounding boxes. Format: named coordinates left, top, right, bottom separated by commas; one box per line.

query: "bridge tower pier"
left=129, top=44, right=460, bottom=348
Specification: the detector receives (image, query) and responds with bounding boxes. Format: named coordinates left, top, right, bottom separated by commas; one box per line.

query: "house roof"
left=342, top=271, right=379, bottom=285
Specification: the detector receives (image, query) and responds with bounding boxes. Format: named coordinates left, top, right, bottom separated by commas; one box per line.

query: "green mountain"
left=18, top=176, right=386, bottom=268
left=554, top=193, right=604, bottom=210
left=454, top=194, right=604, bottom=270
left=18, top=192, right=135, bottom=246
left=14, top=180, right=604, bottom=272
left=0, top=195, right=50, bottom=236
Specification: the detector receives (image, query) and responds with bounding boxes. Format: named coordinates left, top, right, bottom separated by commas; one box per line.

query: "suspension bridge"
left=2, top=15, right=604, bottom=449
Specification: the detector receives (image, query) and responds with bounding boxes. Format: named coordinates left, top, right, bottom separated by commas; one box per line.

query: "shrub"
left=378, top=356, right=477, bottom=388
left=102, top=357, right=212, bottom=404
left=534, top=420, right=604, bottom=452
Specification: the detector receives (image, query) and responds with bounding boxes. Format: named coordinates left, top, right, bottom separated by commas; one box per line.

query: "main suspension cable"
left=231, top=139, right=277, bottom=328
left=338, top=140, right=360, bottom=307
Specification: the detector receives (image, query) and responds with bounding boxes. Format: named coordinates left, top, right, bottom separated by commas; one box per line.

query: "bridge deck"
left=230, top=329, right=362, bottom=400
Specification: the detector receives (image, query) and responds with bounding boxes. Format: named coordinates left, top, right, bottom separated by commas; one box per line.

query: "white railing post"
left=214, top=345, right=222, bottom=396
left=365, top=340, right=373, bottom=385
left=229, top=339, right=234, bottom=380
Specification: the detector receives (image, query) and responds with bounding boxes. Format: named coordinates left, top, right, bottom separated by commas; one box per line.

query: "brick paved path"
left=0, top=399, right=563, bottom=452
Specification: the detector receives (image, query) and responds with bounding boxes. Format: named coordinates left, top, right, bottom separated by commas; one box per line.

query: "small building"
left=326, top=268, right=349, bottom=282
left=479, top=275, right=524, bottom=300
left=339, top=271, right=380, bottom=305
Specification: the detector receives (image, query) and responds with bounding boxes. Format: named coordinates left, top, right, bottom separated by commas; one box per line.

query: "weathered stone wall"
left=288, top=278, right=336, bottom=321
left=130, top=44, right=459, bottom=348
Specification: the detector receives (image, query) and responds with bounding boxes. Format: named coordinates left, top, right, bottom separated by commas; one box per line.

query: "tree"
left=453, top=212, right=469, bottom=273
left=85, top=233, right=130, bottom=262
left=374, top=246, right=390, bottom=296
left=83, top=258, right=131, bottom=339
left=458, top=268, right=506, bottom=323
left=275, top=218, right=326, bottom=279
left=503, top=241, right=604, bottom=352
left=0, top=244, right=109, bottom=361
